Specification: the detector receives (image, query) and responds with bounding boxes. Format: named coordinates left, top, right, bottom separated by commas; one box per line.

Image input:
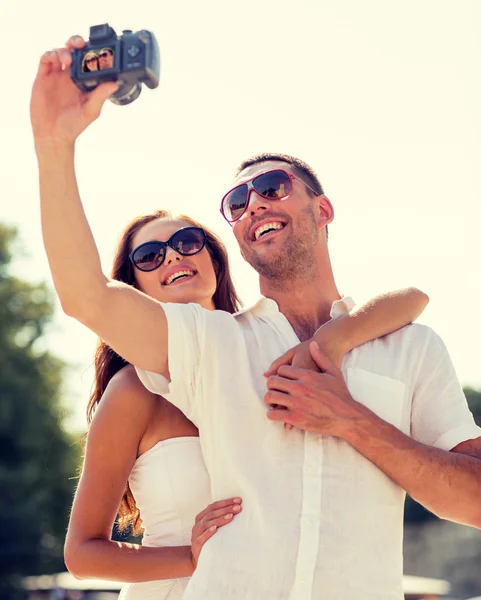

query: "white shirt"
left=136, top=297, right=481, bottom=600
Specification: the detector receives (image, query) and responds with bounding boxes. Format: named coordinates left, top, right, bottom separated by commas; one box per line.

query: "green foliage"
left=404, top=386, right=481, bottom=524
left=0, top=224, right=80, bottom=598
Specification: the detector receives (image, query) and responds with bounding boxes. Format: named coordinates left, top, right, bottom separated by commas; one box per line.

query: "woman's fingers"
left=66, top=35, right=86, bottom=50
left=192, top=506, right=240, bottom=549
left=37, top=48, right=72, bottom=77
left=202, top=502, right=241, bottom=523
left=194, top=523, right=218, bottom=544
left=195, top=497, right=242, bottom=523
left=37, top=50, right=60, bottom=76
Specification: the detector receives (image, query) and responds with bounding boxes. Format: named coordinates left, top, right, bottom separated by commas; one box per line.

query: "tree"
left=404, top=386, right=481, bottom=524
left=0, top=224, right=80, bottom=599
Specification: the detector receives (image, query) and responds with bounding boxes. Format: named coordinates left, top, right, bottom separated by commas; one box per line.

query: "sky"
left=1, top=0, right=480, bottom=431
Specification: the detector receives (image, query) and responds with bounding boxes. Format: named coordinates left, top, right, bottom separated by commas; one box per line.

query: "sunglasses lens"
left=254, top=170, right=292, bottom=199
left=223, top=184, right=249, bottom=222
left=132, top=243, right=165, bottom=271
left=172, top=228, right=205, bottom=255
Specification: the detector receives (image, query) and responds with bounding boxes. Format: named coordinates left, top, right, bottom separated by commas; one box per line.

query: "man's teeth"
left=254, top=222, right=284, bottom=241
left=165, top=270, right=195, bottom=285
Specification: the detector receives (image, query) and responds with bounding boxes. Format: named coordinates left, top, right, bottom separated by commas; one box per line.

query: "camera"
left=70, top=24, right=160, bottom=106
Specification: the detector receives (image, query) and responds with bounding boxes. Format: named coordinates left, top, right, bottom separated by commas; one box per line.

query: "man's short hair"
left=236, top=153, right=324, bottom=197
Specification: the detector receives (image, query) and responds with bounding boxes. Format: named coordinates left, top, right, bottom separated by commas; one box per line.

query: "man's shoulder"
left=353, top=322, right=435, bottom=354
left=344, top=322, right=443, bottom=380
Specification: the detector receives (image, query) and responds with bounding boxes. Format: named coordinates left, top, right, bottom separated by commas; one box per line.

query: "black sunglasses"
left=129, top=227, right=206, bottom=272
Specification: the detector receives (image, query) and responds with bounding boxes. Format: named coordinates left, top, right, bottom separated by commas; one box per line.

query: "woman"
left=81, top=51, right=99, bottom=72
left=32, top=37, right=429, bottom=598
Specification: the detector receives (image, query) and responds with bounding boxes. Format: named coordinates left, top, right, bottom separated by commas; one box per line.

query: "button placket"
left=288, top=432, right=323, bottom=600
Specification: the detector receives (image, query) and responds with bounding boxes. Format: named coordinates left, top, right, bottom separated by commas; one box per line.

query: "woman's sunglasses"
left=129, top=227, right=206, bottom=272
left=220, top=168, right=318, bottom=223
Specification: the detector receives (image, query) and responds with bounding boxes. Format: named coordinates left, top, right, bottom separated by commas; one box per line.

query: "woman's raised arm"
left=266, top=287, right=429, bottom=374
left=31, top=38, right=169, bottom=375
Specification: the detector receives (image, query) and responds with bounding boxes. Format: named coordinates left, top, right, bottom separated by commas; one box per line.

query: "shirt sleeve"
left=135, top=301, right=206, bottom=421
left=411, top=328, right=481, bottom=450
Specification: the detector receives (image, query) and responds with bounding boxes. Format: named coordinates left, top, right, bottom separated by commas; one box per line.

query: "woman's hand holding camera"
left=30, top=36, right=117, bottom=147
left=190, top=497, right=242, bottom=569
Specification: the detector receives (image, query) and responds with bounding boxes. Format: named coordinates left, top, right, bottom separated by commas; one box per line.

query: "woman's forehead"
left=133, top=218, right=190, bottom=246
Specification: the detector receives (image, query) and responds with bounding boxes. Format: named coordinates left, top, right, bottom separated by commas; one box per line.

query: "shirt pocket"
left=346, top=368, right=406, bottom=430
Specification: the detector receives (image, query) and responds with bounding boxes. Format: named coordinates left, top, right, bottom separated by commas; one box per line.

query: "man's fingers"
left=264, top=389, right=294, bottom=409
left=264, top=348, right=295, bottom=377
left=309, top=342, right=340, bottom=376
left=266, top=374, right=302, bottom=394
left=267, top=407, right=298, bottom=424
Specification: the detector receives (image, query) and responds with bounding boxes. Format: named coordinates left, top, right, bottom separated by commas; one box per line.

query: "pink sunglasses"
left=220, top=169, right=318, bottom=223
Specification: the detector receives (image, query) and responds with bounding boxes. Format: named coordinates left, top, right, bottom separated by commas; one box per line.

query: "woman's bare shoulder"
left=94, top=365, right=159, bottom=425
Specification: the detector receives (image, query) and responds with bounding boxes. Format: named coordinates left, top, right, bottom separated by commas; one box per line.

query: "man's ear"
left=316, top=195, right=334, bottom=227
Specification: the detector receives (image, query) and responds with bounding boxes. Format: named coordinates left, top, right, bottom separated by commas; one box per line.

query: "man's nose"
left=248, top=190, right=271, bottom=216
left=164, top=247, right=183, bottom=265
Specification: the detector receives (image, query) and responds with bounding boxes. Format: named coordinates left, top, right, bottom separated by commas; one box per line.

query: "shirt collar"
left=234, top=296, right=356, bottom=320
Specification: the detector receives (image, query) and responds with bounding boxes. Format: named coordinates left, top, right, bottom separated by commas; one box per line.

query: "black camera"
left=70, top=24, right=160, bottom=106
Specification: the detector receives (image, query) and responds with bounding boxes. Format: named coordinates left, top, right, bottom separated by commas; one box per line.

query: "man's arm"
left=265, top=342, right=481, bottom=528
left=31, top=42, right=169, bottom=375
left=339, top=399, right=481, bottom=527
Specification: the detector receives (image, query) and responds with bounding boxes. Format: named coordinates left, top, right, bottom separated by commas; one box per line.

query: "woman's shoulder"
left=97, top=365, right=159, bottom=421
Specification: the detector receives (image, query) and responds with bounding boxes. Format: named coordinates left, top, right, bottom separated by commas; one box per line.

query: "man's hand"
left=265, top=342, right=361, bottom=436
left=264, top=340, right=321, bottom=378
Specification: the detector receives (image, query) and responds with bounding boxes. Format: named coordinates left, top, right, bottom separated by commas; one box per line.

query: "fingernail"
left=233, top=505, right=240, bottom=512
left=73, top=36, right=83, bottom=43
left=224, top=513, right=233, bottom=520
left=233, top=498, right=242, bottom=503
left=210, top=525, right=217, bottom=531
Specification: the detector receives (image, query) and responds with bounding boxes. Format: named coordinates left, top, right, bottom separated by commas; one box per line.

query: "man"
left=98, top=47, right=114, bottom=70
left=136, top=153, right=481, bottom=600
left=31, top=38, right=481, bottom=600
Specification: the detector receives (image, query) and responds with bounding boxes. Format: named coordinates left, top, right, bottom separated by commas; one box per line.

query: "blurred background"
left=1, top=0, right=480, bottom=598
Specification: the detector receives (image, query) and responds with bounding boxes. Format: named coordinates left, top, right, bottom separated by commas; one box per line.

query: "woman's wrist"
left=313, top=316, right=350, bottom=367
left=35, top=137, right=76, bottom=160
left=190, top=548, right=197, bottom=571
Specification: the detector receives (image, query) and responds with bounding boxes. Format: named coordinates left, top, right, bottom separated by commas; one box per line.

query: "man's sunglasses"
left=99, top=52, right=111, bottom=59
left=129, top=227, right=206, bottom=272
left=220, top=168, right=318, bottom=223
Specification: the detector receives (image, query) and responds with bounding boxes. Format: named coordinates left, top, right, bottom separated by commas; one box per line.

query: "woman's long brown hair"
left=86, top=210, right=242, bottom=535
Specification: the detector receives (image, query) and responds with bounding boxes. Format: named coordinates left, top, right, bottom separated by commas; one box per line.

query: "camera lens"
left=109, top=82, right=142, bottom=106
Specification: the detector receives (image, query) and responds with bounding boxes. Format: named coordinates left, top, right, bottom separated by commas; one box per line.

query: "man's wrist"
left=333, top=398, right=377, bottom=444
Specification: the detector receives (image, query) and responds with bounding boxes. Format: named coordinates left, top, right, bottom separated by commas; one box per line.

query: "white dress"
left=119, top=436, right=211, bottom=600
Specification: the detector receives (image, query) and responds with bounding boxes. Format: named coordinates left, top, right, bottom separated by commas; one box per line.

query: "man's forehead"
left=233, top=160, right=295, bottom=185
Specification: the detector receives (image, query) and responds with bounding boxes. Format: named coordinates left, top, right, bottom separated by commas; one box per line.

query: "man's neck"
left=260, top=273, right=341, bottom=342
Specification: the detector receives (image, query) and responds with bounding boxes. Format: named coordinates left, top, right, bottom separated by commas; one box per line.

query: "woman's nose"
left=164, top=247, right=183, bottom=265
